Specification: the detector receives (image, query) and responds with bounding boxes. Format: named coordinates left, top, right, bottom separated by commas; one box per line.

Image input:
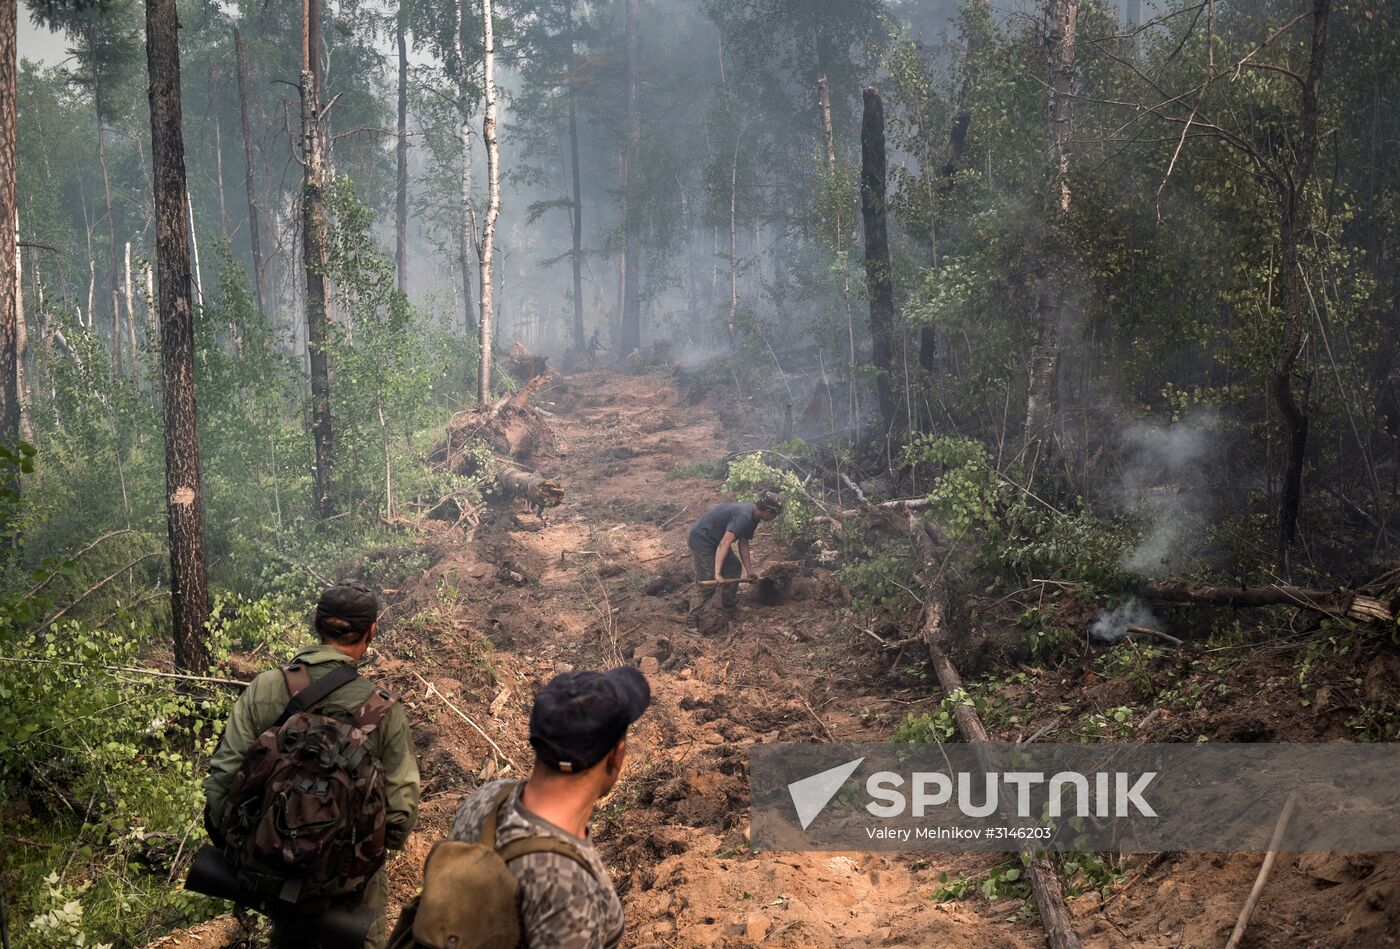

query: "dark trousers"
left=268, top=865, right=386, bottom=949
left=690, top=549, right=741, bottom=623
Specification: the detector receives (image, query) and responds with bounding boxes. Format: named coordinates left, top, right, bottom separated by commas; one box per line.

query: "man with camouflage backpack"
left=389, top=666, right=649, bottom=949
left=204, top=581, right=420, bottom=948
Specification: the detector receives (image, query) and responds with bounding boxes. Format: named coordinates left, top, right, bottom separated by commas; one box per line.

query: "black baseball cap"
left=529, top=667, right=651, bottom=773
left=315, top=580, right=381, bottom=634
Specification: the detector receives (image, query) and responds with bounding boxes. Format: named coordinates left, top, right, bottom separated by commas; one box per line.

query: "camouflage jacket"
left=203, top=644, right=421, bottom=850
left=450, top=780, right=624, bottom=949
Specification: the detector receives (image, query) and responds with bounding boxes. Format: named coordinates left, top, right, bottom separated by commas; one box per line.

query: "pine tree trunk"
left=1274, top=0, right=1331, bottom=576
left=566, top=0, right=584, bottom=352
left=860, top=87, right=899, bottom=436
left=233, top=27, right=267, bottom=320
left=728, top=136, right=739, bottom=356
left=476, top=0, right=500, bottom=403
left=1023, top=0, right=1077, bottom=456
left=396, top=1, right=409, bottom=295
left=302, top=0, right=335, bottom=519
left=0, top=0, right=18, bottom=452
left=214, top=113, right=228, bottom=234
left=817, top=73, right=836, bottom=175
left=15, top=211, right=31, bottom=441
left=619, top=0, right=641, bottom=353
left=146, top=0, right=211, bottom=674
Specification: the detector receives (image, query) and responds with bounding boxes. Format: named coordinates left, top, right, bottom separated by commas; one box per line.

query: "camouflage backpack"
left=220, top=662, right=397, bottom=908
left=387, top=782, right=595, bottom=949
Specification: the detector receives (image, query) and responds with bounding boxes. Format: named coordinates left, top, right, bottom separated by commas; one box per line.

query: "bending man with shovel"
left=685, top=491, right=783, bottom=632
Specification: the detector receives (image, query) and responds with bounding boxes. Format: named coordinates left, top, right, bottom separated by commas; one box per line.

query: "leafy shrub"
left=839, top=551, right=918, bottom=613
left=722, top=454, right=813, bottom=541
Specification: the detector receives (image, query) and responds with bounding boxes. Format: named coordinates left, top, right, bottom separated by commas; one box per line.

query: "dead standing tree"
left=1023, top=0, right=1078, bottom=459
left=861, top=86, right=900, bottom=439
left=395, top=0, right=409, bottom=295
left=146, top=0, right=211, bottom=673
left=302, top=0, right=335, bottom=519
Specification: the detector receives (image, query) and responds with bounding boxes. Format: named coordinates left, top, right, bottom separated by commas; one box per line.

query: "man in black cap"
left=203, top=581, right=420, bottom=948
left=448, top=666, right=651, bottom=948
left=685, top=491, right=784, bottom=630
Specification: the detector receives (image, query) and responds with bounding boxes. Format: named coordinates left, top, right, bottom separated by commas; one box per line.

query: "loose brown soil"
left=159, top=368, right=1400, bottom=948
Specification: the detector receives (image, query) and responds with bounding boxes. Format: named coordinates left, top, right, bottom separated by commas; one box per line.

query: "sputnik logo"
left=786, top=757, right=865, bottom=830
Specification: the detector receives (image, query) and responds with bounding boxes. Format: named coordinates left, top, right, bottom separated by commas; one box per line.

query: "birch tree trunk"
left=860, top=86, right=899, bottom=436
left=396, top=0, right=409, bottom=295
left=233, top=26, right=267, bottom=320
left=619, top=0, right=641, bottom=353
left=1023, top=0, right=1077, bottom=456
left=146, top=0, right=211, bottom=674
left=302, top=0, right=335, bottom=519
left=476, top=0, right=501, bottom=403
left=0, top=0, right=17, bottom=453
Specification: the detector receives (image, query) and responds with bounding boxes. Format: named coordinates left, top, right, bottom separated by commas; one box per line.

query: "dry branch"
left=910, top=513, right=1083, bottom=949
left=1225, top=792, right=1297, bottom=949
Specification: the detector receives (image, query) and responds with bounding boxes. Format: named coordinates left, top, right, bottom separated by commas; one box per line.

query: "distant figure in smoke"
left=587, top=328, right=606, bottom=366
left=685, top=492, right=783, bottom=632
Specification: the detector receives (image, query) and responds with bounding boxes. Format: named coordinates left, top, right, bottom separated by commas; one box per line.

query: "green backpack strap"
left=485, top=781, right=598, bottom=881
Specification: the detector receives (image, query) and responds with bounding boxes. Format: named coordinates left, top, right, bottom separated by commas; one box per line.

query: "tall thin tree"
left=146, top=0, right=211, bottom=673
left=476, top=0, right=500, bottom=402
left=0, top=0, right=18, bottom=453
left=396, top=0, right=410, bottom=294
left=302, top=0, right=334, bottom=518
left=860, top=86, right=899, bottom=437
left=455, top=0, right=476, bottom=332
left=619, top=0, right=641, bottom=353
left=233, top=26, right=267, bottom=319
left=1023, top=0, right=1078, bottom=456
left=565, top=0, right=585, bottom=352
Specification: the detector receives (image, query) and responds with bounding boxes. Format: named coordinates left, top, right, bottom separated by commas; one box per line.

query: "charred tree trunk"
left=301, top=0, right=335, bottom=519
left=566, top=0, right=585, bottom=352
left=476, top=0, right=500, bottom=403
left=1023, top=0, right=1077, bottom=457
left=619, top=0, right=641, bottom=354
left=146, top=0, right=211, bottom=674
left=860, top=86, right=899, bottom=436
left=395, top=0, right=409, bottom=295
left=1273, top=0, right=1330, bottom=577
left=0, top=0, right=17, bottom=452
left=233, top=27, right=267, bottom=321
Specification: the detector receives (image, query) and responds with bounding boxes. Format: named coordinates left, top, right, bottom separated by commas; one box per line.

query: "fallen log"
left=910, top=514, right=1082, bottom=949
left=1139, top=580, right=1394, bottom=624
left=500, top=468, right=564, bottom=511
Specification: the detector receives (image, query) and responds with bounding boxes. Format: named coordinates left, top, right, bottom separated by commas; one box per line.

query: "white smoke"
left=1089, top=596, right=1160, bottom=645
left=1115, top=409, right=1222, bottom=577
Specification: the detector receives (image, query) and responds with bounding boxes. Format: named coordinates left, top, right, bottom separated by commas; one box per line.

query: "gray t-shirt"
left=450, top=780, right=624, bottom=949
left=687, top=502, right=758, bottom=554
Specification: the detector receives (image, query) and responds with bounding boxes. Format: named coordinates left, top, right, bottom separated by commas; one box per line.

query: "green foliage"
left=903, top=435, right=999, bottom=540
left=839, top=551, right=918, bottom=614
left=722, top=454, right=812, bottom=542
left=892, top=689, right=975, bottom=744
left=670, top=458, right=730, bottom=481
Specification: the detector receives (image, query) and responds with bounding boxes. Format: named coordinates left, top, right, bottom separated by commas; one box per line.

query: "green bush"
left=722, top=454, right=813, bottom=542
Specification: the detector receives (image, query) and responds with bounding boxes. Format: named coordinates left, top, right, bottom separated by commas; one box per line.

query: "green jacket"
left=203, top=644, right=420, bottom=850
